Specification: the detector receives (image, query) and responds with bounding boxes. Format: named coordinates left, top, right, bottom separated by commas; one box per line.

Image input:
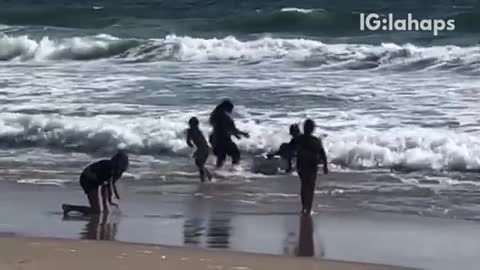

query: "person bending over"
left=62, top=150, right=129, bottom=216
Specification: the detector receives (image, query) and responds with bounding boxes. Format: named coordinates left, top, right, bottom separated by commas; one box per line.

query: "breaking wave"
left=1, top=33, right=479, bottom=72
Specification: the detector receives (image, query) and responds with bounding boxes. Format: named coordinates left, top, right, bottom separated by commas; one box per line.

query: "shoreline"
left=3, top=180, right=480, bottom=270
left=0, top=235, right=412, bottom=270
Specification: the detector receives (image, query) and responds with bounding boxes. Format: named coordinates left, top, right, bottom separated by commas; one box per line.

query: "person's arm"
left=226, top=117, right=249, bottom=138
left=106, top=182, right=116, bottom=205
left=186, top=129, right=194, bottom=147
left=111, top=166, right=122, bottom=200
left=112, top=179, right=120, bottom=200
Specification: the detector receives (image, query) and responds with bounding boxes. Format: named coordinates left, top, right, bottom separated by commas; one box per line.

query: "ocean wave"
left=222, top=7, right=356, bottom=35
left=328, top=128, right=480, bottom=172
left=2, top=33, right=479, bottom=72
left=1, top=112, right=480, bottom=173
left=0, top=34, right=139, bottom=61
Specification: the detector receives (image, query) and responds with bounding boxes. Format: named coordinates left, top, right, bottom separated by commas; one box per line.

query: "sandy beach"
left=0, top=236, right=411, bottom=270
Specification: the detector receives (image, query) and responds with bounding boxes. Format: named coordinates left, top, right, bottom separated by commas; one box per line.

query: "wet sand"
left=1, top=180, right=480, bottom=270
left=0, top=236, right=410, bottom=270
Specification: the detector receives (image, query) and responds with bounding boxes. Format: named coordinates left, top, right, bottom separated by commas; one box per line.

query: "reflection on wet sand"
left=206, top=217, right=231, bottom=248
left=183, top=217, right=204, bottom=246
left=63, top=214, right=118, bottom=241
left=296, top=215, right=315, bottom=257
left=183, top=185, right=232, bottom=249
left=183, top=217, right=232, bottom=248
left=283, top=214, right=320, bottom=257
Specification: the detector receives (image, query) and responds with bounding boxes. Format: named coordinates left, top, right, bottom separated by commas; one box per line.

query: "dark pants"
left=212, top=138, right=240, bottom=168
left=298, top=167, right=318, bottom=214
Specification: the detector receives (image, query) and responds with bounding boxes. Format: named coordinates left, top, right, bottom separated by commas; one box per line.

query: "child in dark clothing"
left=296, top=119, right=328, bottom=215
left=268, top=124, right=301, bottom=173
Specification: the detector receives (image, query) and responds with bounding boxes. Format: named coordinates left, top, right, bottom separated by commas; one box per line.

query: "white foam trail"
left=17, top=179, right=70, bottom=185
left=280, top=7, right=317, bottom=14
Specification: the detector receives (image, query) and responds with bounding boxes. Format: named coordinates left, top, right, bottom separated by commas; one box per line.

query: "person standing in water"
left=268, top=124, right=301, bottom=173
left=186, top=116, right=212, bottom=182
left=62, top=150, right=129, bottom=216
left=295, top=119, right=328, bottom=215
left=209, top=99, right=249, bottom=168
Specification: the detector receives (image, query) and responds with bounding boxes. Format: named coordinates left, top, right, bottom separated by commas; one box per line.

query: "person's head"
left=303, top=119, right=315, bottom=135
left=289, top=124, right=300, bottom=137
left=111, top=150, right=129, bottom=178
left=219, top=99, right=234, bottom=113
left=188, top=117, right=199, bottom=128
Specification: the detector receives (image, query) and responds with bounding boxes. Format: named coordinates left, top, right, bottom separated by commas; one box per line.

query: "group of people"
left=63, top=99, right=329, bottom=217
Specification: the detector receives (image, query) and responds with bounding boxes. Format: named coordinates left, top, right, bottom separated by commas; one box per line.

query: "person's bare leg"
left=87, top=188, right=101, bottom=215
left=196, top=157, right=206, bottom=182
left=205, top=167, right=212, bottom=181
left=63, top=188, right=100, bottom=216
left=298, top=170, right=307, bottom=214
left=229, top=142, right=240, bottom=165
left=199, top=167, right=206, bottom=182
left=100, top=185, right=109, bottom=214
left=304, top=170, right=318, bottom=215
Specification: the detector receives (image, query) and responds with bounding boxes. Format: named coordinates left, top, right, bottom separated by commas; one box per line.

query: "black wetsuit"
left=296, top=134, right=326, bottom=214
left=79, top=160, right=115, bottom=194
left=210, top=110, right=240, bottom=166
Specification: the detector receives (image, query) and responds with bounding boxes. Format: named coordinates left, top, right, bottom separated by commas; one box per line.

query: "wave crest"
left=0, top=34, right=139, bottom=61
left=1, top=33, right=479, bottom=72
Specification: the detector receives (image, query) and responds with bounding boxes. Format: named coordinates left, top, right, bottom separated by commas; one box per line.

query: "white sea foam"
left=280, top=7, right=317, bottom=14
left=0, top=34, right=138, bottom=61
left=327, top=127, right=480, bottom=172
left=0, top=111, right=480, bottom=173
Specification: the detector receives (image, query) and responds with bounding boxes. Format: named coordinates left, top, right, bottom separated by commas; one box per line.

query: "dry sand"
left=0, top=236, right=411, bottom=270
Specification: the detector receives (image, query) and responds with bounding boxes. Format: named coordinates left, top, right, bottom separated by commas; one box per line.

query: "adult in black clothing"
left=296, top=119, right=328, bottom=215
left=62, top=150, right=129, bottom=216
left=209, top=100, right=249, bottom=168
left=268, top=124, right=301, bottom=173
